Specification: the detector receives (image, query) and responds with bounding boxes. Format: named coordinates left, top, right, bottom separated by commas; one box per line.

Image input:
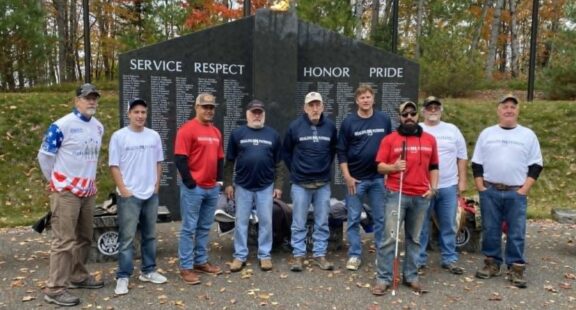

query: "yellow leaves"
left=21, top=295, right=35, bottom=302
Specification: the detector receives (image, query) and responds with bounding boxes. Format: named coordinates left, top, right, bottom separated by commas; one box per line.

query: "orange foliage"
left=183, top=0, right=268, bottom=31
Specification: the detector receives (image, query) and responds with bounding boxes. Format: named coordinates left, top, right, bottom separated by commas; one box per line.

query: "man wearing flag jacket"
left=373, top=100, right=439, bottom=295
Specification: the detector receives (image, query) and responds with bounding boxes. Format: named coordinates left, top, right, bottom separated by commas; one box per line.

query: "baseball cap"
left=247, top=99, right=265, bottom=111
left=129, top=98, right=147, bottom=110
left=76, top=83, right=101, bottom=98
left=499, top=94, right=519, bottom=104
left=305, top=92, right=323, bottom=104
left=423, top=96, right=442, bottom=107
left=195, top=94, right=217, bottom=106
left=399, top=100, right=417, bottom=113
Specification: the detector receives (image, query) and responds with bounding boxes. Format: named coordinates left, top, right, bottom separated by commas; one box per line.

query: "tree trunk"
left=509, top=0, right=519, bottom=77
left=52, top=0, right=68, bottom=82
left=370, top=0, right=380, bottom=40
left=471, top=0, right=492, bottom=55
left=485, top=0, right=503, bottom=80
left=415, top=0, right=424, bottom=59
left=354, top=0, right=365, bottom=39
left=68, top=0, right=78, bottom=81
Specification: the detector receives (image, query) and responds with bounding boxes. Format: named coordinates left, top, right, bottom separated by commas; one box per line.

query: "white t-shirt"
left=472, top=124, right=543, bottom=186
left=420, top=121, right=468, bottom=188
left=38, top=112, right=104, bottom=197
left=108, top=127, right=164, bottom=199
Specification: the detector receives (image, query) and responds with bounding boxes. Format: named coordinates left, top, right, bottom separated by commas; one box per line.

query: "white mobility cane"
left=392, top=141, right=407, bottom=296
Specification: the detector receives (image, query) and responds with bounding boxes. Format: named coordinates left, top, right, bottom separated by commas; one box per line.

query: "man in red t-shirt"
left=174, top=93, right=224, bottom=285
left=371, top=101, right=439, bottom=296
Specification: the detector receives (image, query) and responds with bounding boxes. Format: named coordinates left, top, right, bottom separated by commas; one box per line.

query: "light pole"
left=527, top=0, right=539, bottom=102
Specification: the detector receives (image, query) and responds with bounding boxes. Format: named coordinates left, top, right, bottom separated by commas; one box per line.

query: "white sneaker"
left=139, top=271, right=167, bottom=284
left=114, top=278, right=129, bottom=295
left=346, top=256, right=362, bottom=271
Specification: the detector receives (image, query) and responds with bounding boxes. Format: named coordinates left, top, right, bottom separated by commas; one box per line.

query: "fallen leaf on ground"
left=488, top=292, right=502, bottom=301
left=21, top=296, right=35, bottom=302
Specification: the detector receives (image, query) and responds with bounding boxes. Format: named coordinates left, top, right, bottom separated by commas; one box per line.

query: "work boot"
left=507, top=263, right=527, bottom=288
left=313, top=256, right=334, bottom=271
left=290, top=256, right=303, bottom=272
left=193, top=262, right=223, bottom=275
left=229, top=259, right=246, bottom=272
left=180, top=269, right=201, bottom=285
left=475, top=257, right=502, bottom=279
left=260, top=259, right=273, bottom=271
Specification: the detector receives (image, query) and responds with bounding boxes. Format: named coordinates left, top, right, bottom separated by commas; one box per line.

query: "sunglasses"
left=401, top=111, right=417, bottom=118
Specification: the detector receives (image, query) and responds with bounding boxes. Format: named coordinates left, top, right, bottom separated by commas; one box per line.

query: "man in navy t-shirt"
left=224, top=99, right=283, bottom=272
left=337, top=84, right=392, bottom=271
left=283, top=92, right=337, bottom=272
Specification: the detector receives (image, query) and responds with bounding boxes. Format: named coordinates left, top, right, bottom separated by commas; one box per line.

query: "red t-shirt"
left=174, top=118, right=224, bottom=188
left=375, top=131, right=439, bottom=196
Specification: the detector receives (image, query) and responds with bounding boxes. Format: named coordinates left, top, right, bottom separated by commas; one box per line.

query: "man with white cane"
left=372, top=101, right=439, bottom=296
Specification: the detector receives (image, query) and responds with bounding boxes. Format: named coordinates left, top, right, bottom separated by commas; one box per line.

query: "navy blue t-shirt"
left=226, top=125, right=282, bottom=191
left=337, top=110, right=392, bottom=180
left=283, top=113, right=337, bottom=184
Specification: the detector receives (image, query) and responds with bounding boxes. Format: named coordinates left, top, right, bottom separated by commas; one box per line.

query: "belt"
left=484, top=181, right=521, bottom=191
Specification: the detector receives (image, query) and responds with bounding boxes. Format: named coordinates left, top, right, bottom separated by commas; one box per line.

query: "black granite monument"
left=119, top=9, right=419, bottom=220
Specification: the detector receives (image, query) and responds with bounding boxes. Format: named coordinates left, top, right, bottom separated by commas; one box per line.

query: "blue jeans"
left=290, top=183, right=331, bottom=257
left=233, top=184, right=274, bottom=261
left=376, top=191, right=429, bottom=284
left=178, top=184, right=220, bottom=269
left=479, top=186, right=527, bottom=265
left=419, top=185, right=459, bottom=266
left=116, top=194, right=159, bottom=279
left=345, top=178, right=386, bottom=257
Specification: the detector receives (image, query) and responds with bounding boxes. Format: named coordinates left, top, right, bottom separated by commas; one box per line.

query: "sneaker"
left=346, top=256, right=361, bottom=271
left=475, top=258, right=502, bottom=279
left=441, top=263, right=464, bottom=275
left=193, top=262, right=223, bottom=275
left=260, top=259, right=273, bottom=271
left=114, top=278, right=129, bottom=295
left=69, top=276, right=104, bottom=289
left=139, top=271, right=167, bottom=284
left=44, top=290, right=80, bottom=306
left=290, top=256, right=303, bottom=272
left=230, top=259, right=246, bottom=272
left=313, top=257, right=334, bottom=270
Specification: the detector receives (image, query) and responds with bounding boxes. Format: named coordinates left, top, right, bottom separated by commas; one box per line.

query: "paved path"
left=0, top=220, right=574, bottom=309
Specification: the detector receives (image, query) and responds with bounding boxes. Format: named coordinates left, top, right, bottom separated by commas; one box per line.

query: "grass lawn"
left=0, top=91, right=574, bottom=227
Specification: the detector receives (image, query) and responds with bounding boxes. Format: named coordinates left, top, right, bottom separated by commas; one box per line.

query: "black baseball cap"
left=247, top=99, right=265, bottom=111
left=129, top=98, right=147, bottom=110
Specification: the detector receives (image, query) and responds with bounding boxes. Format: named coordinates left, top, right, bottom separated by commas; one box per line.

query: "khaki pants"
left=45, top=191, right=95, bottom=292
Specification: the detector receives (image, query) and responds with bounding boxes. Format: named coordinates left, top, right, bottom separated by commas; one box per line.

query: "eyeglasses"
left=401, top=111, right=417, bottom=118
left=199, top=105, right=215, bottom=110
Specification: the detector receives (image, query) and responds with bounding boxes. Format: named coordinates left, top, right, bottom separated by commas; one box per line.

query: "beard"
left=85, top=108, right=97, bottom=116
left=248, top=120, right=264, bottom=129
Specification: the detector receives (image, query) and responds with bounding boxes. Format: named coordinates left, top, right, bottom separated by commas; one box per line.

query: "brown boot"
left=508, top=263, right=527, bottom=288
left=193, top=262, right=223, bottom=275
left=260, top=259, right=273, bottom=271
left=180, top=269, right=201, bottom=285
left=475, top=258, right=501, bottom=279
left=230, top=259, right=246, bottom=273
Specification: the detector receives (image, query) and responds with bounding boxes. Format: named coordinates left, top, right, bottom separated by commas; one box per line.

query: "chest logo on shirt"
left=240, top=139, right=272, bottom=146
left=198, top=136, right=220, bottom=144
left=74, top=138, right=100, bottom=161
left=354, top=128, right=386, bottom=137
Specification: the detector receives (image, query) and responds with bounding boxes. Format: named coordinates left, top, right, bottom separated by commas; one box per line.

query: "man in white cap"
left=283, top=91, right=337, bottom=272
left=472, top=94, right=543, bottom=288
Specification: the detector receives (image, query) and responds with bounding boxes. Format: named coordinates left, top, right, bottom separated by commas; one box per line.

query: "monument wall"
left=119, top=9, right=419, bottom=220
